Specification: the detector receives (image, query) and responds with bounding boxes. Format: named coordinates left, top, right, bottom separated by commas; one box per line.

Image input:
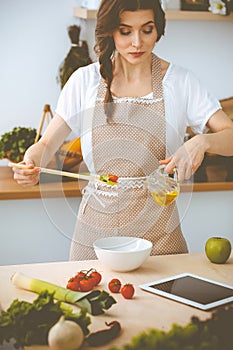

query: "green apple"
left=205, top=237, right=232, bottom=264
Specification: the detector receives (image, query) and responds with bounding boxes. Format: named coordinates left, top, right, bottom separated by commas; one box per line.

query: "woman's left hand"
left=161, top=109, right=233, bottom=182
left=160, top=134, right=207, bottom=182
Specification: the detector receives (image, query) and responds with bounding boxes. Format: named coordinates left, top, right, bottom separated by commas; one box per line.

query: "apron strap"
left=151, top=54, right=164, bottom=100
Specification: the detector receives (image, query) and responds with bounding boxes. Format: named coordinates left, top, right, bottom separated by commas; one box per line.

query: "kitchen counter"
left=0, top=252, right=233, bottom=349
left=1, top=166, right=233, bottom=200
left=0, top=166, right=84, bottom=200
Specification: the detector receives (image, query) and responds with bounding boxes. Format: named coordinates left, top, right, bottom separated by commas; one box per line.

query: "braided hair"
left=94, top=0, right=166, bottom=121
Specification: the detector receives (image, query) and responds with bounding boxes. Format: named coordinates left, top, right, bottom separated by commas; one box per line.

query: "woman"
left=12, top=0, right=233, bottom=260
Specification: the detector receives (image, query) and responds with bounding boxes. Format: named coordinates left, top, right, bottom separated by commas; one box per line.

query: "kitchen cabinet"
left=73, top=7, right=233, bottom=21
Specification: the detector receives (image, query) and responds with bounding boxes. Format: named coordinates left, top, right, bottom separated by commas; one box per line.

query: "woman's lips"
left=129, top=52, right=144, bottom=58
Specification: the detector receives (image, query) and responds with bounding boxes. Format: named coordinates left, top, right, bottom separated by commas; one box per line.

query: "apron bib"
left=69, top=54, right=188, bottom=260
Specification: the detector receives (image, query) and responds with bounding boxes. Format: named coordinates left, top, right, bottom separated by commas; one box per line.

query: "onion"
left=48, top=316, right=84, bottom=350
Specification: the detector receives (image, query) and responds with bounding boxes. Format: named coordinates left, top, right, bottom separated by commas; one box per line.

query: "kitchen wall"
left=0, top=0, right=233, bottom=140
left=1, top=190, right=233, bottom=266
left=0, top=1, right=233, bottom=264
left=0, top=0, right=80, bottom=139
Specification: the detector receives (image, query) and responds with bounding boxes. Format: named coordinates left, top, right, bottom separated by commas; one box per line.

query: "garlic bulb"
left=48, top=316, right=84, bottom=350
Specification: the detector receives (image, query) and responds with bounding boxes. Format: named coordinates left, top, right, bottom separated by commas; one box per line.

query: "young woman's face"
left=113, top=9, right=158, bottom=65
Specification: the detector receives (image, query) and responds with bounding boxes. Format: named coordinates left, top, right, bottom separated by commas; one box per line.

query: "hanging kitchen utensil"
left=57, top=25, right=92, bottom=89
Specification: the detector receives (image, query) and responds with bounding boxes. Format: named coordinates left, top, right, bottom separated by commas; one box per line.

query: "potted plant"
left=0, top=126, right=38, bottom=163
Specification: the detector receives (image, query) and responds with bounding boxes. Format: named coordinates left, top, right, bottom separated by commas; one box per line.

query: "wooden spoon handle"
left=8, top=162, right=95, bottom=181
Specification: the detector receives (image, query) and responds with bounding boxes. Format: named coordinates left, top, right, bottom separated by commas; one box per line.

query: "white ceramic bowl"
left=93, top=236, right=152, bottom=272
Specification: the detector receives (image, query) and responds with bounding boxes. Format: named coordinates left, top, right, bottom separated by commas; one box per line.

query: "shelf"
left=166, top=10, right=233, bottom=20
left=73, top=7, right=233, bottom=21
left=73, top=7, right=97, bottom=19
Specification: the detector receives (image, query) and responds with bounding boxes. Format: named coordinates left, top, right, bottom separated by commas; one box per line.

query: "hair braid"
left=95, top=36, right=115, bottom=121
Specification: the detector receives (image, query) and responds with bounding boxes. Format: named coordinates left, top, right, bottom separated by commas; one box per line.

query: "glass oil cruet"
left=146, top=165, right=180, bottom=206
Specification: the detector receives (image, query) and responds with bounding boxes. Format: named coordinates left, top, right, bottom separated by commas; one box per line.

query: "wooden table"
left=0, top=253, right=233, bottom=349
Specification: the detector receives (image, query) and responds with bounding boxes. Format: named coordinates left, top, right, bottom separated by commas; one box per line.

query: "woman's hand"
left=12, top=159, right=41, bottom=187
left=160, top=134, right=207, bottom=182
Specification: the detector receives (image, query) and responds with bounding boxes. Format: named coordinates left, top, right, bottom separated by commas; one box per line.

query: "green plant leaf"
left=0, top=127, right=38, bottom=160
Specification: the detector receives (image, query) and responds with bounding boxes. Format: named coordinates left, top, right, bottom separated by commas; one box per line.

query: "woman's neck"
left=111, top=53, right=153, bottom=98
left=113, top=53, right=152, bottom=83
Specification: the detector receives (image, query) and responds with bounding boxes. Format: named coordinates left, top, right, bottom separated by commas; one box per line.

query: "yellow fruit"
left=205, top=237, right=232, bottom=264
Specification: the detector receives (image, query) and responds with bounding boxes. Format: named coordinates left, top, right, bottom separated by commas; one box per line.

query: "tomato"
left=108, top=174, right=118, bottom=183
left=66, top=268, right=102, bottom=292
left=66, top=277, right=80, bottom=291
left=121, top=284, right=135, bottom=299
left=75, top=271, right=87, bottom=288
left=108, top=278, right=122, bottom=293
left=66, top=270, right=87, bottom=291
left=90, top=271, right=102, bottom=286
left=75, top=271, right=86, bottom=280
left=79, top=277, right=95, bottom=292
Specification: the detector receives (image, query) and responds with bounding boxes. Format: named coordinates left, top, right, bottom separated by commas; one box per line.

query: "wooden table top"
left=0, top=252, right=232, bottom=349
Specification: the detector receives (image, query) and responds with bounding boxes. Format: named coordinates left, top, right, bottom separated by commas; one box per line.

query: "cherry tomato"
left=121, top=284, right=135, bottom=299
left=75, top=271, right=86, bottom=280
left=66, top=277, right=80, bottom=291
left=108, top=174, right=118, bottom=183
left=90, top=271, right=102, bottom=286
left=66, top=270, right=88, bottom=291
left=108, top=278, right=122, bottom=293
left=66, top=268, right=102, bottom=292
left=79, top=277, right=94, bottom=292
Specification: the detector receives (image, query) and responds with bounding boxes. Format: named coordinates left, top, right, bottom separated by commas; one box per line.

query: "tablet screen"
left=140, top=273, right=233, bottom=310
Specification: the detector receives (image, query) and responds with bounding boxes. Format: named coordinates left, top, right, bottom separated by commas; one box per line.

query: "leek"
left=11, top=272, right=116, bottom=316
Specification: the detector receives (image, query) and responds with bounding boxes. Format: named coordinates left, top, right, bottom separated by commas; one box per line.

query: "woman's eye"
left=143, top=27, right=154, bottom=34
left=118, top=25, right=155, bottom=36
left=119, top=28, right=131, bottom=36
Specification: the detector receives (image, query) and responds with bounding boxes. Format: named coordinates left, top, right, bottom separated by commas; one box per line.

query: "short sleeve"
left=55, top=69, right=84, bottom=137
left=185, top=71, right=221, bottom=134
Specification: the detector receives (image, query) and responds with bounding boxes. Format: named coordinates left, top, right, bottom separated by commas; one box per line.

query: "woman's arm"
left=24, top=114, right=71, bottom=166
left=203, top=109, right=233, bottom=155
left=162, top=109, right=233, bottom=181
left=12, top=114, right=71, bottom=186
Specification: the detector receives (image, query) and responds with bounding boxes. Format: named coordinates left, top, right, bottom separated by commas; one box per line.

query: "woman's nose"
left=131, top=32, right=142, bottom=49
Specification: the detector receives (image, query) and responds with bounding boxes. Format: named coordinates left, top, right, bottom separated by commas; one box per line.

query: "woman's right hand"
left=12, top=159, right=41, bottom=187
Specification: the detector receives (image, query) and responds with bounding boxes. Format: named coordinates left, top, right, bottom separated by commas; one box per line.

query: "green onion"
left=11, top=272, right=116, bottom=316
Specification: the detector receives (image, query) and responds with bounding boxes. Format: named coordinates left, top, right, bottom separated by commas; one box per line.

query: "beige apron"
left=69, top=54, right=188, bottom=261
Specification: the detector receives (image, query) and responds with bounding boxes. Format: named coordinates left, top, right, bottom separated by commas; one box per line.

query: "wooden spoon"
left=8, top=162, right=118, bottom=185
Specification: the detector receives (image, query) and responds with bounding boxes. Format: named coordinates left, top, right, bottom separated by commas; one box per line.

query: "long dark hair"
left=94, top=0, right=166, bottom=120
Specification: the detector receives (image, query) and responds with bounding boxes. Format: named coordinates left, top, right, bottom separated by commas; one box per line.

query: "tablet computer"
left=139, top=273, right=233, bottom=310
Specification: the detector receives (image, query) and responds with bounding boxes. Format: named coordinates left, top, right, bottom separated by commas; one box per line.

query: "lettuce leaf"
left=0, top=291, right=91, bottom=348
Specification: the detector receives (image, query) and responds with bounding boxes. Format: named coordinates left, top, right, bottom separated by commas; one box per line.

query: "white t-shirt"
left=56, top=61, right=221, bottom=174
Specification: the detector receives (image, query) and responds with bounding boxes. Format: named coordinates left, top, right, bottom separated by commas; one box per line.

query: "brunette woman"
left=12, top=0, right=233, bottom=260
